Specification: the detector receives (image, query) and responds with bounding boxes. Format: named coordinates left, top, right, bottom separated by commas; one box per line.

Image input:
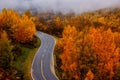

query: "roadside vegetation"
left=0, top=9, right=40, bottom=80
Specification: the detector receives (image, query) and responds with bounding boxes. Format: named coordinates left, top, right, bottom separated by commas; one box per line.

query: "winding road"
left=31, top=31, right=58, bottom=80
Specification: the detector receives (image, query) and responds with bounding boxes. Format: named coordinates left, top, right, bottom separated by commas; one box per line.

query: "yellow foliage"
left=0, top=9, right=36, bottom=43
left=55, top=17, right=61, bottom=27
left=98, top=17, right=105, bottom=24
left=12, top=15, right=36, bottom=43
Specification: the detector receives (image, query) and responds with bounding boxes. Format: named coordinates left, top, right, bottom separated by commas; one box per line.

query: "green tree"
left=0, top=31, right=13, bottom=69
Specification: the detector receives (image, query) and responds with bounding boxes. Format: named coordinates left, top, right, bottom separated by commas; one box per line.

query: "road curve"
left=31, top=31, right=59, bottom=80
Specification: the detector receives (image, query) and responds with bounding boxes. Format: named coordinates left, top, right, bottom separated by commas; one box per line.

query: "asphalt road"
left=31, top=31, right=59, bottom=80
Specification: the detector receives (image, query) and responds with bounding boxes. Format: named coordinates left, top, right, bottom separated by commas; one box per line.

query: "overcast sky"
left=0, top=0, right=120, bottom=13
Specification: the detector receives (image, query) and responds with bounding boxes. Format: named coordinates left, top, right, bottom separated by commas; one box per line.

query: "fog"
left=0, top=0, right=120, bottom=13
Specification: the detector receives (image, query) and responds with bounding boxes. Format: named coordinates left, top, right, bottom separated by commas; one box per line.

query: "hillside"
left=0, top=9, right=40, bottom=80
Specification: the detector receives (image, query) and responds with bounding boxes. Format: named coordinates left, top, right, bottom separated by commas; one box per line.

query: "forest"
left=0, top=9, right=40, bottom=80
left=0, top=7, right=120, bottom=80
left=30, top=7, right=120, bottom=80
left=53, top=8, right=120, bottom=80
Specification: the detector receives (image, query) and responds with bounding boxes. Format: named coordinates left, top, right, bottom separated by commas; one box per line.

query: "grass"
left=23, top=48, right=38, bottom=80
left=13, top=37, right=41, bottom=80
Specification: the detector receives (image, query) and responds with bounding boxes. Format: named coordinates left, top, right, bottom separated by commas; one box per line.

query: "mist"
left=0, top=0, right=120, bottom=13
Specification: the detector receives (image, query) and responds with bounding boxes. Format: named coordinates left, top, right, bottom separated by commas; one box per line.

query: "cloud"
left=0, top=0, right=120, bottom=13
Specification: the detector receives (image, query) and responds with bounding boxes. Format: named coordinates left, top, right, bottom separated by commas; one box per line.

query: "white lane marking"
left=41, top=54, right=46, bottom=80
left=50, top=38, right=59, bottom=80
left=31, top=31, right=59, bottom=80
left=43, top=33, right=59, bottom=80
left=31, top=32, right=44, bottom=80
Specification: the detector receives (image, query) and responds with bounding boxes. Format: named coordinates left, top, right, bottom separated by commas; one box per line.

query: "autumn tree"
left=59, top=26, right=97, bottom=80
left=88, top=27, right=120, bottom=80
left=0, top=9, right=36, bottom=43
left=58, top=26, right=120, bottom=80
left=0, top=31, right=13, bottom=69
left=0, top=9, right=19, bottom=33
left=0, top=9, right=37, bottom=79
left=59, top=25, right=80, bottom=79
left=12, top=15, right=36, bottom=43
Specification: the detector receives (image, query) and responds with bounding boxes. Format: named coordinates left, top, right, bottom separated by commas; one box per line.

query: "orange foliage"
left=59, top=25, right=80, bottom=79
left=12, top=15, right=36, bottom=43
left=114, top=32, right=120, bottom=48
left=59, top=26, right=120, bottom=79
left=0, top=9, right=36, bottom=43
left=89, top=27, right=119, bottom=79
left=0, top=9, right=19, bottom=29
left=84, top=70, right=94, bottom=80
